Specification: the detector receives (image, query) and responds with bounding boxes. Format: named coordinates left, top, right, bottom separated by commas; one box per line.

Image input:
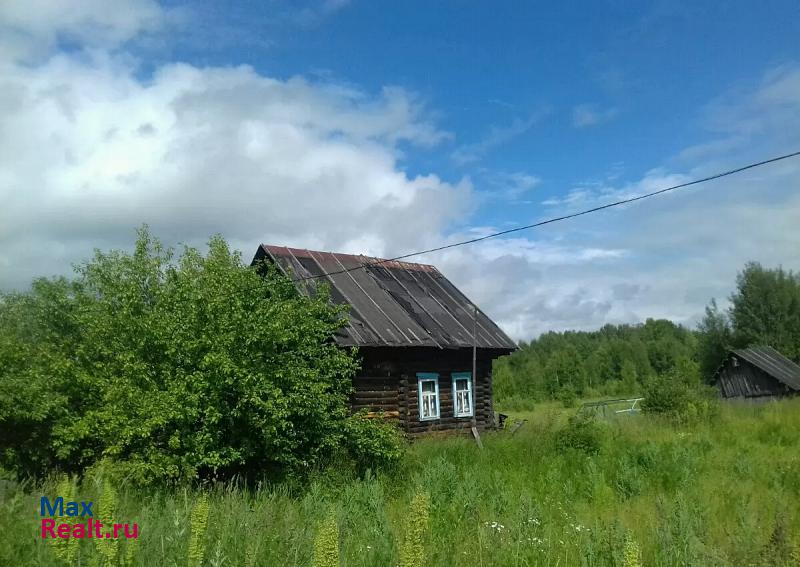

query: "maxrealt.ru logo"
left=40, top=496, right=139, bottom=540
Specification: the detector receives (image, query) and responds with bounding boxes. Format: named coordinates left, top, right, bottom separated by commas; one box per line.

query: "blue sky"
left=163, top=0, right=798, bottom=196
left=1, top=0, right=799, bottom=338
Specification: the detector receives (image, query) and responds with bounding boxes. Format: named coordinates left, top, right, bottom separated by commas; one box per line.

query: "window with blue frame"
left=452, top=372, right=473, bottom=417
left=417, top=373, right=440, bottom=420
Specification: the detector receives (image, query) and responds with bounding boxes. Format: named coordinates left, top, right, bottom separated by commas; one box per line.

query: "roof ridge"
left=260, top=244, right=437, bottom=269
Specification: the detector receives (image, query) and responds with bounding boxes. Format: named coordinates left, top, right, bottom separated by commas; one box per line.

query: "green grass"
left=3, top=399, right=800, bottom=566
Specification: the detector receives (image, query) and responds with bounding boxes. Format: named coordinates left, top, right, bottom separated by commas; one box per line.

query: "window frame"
left=451, top=372, right=474, bottom=418
left=417, top=372, right=440, bottom=421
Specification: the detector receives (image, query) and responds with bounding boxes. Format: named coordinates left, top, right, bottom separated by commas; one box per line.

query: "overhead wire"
left=292, top=150, right=800, bottom=282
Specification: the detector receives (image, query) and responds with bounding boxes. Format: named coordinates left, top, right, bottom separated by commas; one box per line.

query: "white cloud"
left=0, top=23, right=469, bottom=290
left=541, top=169, right=691, bottom=209
left=572, top=103, right=618, bottom=128
left=0, top=0, right=169, bottom=61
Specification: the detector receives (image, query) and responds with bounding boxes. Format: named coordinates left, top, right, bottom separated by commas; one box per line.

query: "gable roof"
left=252, top=244, right=517, bottom=350
left=731, top=346, right=800, bottom=391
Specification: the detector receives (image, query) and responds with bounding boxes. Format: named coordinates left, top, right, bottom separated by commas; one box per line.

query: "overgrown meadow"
left=3, top=399, right=800, bottom=566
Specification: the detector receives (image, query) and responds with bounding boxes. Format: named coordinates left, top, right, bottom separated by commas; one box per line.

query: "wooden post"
left=471, top=303, right=483, bottom=449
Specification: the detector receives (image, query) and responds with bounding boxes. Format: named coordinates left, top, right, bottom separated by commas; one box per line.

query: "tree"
left=696, top=299, right=732, bottom=381
left=620, top=360, right=638, bottom=394
left=543, top=347, right=586, bottom=396
left=0, top=228, right=401, bottom=483
left=728, top=263, right=800, bottom=361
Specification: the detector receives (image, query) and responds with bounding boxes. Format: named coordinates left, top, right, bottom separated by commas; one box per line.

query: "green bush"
left=555, top=412, right=604, bottom=454
left=640, top=375, right=717, bottom=423
left=341, top=413, right=404, bottom=474
left=0, top=228, right=402, bottom=484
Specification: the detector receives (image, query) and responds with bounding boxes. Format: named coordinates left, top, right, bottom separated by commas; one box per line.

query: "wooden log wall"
left=355, top=346, right=509, bottom=435
left=718, top=360, right=792, bottom=398
left=350, top=376, right=400, bottom=420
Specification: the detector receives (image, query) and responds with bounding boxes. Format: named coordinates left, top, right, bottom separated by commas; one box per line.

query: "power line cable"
left=293, top=149, right=800, bottom=282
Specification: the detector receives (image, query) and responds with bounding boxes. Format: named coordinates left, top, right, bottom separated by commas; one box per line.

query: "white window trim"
left=452, top=372, right=474, bottom=418
left=417, top=373, right=440, bottom=421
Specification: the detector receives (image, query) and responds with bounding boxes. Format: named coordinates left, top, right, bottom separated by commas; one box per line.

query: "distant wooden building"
left=714, top=346, right=800, bottom=400
left=251, top=245, right=517, bottom=434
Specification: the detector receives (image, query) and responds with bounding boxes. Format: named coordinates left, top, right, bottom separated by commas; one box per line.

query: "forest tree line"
left=493, top=262, right=800, bottom=407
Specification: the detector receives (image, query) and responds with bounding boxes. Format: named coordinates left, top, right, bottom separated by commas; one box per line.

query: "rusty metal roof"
left=252, top=244, right=517, bottom=350
left=733, top=346, right=800, bottom=390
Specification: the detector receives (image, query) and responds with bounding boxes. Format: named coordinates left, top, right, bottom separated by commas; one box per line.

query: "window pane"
left=456, top=378, right=468, bottom=391
left=419, top=376, right=439, bottom=419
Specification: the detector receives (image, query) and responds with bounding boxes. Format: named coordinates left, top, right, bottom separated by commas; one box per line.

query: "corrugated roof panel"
left=253, top=244, right=517, bottom=350
left=416, top=268, right=513, bottom=348
left=735, top=346, right=800, bottom=390
left=265, top=247, right=381, bottom=346
left=308, top=250, right=417, bottom=346
left=330, top=253, right=438, bottom=348
left=363, top=264, right=460, bottom=346
left=381, top=265, right=476, bottom=347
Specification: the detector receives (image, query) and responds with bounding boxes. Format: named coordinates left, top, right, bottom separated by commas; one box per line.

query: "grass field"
left=2, top=399, right=800, bottom=566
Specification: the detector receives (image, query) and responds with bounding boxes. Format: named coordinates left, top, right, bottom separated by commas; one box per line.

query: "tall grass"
left=2, top=399, right=800, bottom=565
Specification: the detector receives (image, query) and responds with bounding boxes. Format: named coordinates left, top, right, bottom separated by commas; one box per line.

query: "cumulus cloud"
left=0, top=9, right=469, bottom=291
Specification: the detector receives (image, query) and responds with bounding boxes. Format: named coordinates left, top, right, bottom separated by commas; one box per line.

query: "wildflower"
left=49, top=476, right=80, bottom=563
left=96, top=479, right=120, bottom=564
left=623, top=531, right=642, bottom=567
left=485, top=521, right=505, bottom=533
left=312, top=511, right=339, bottom=567
left=123, top=537, right=140, bottom=567
left=187, top=493, right=210, bottom=567
left=399, top=491, right=430, bottom=567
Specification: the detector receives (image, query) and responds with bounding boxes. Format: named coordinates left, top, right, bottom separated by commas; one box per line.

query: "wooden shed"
left=251, top=245, right=517, bottom=434
left=714, top=346, right=800, bottom=400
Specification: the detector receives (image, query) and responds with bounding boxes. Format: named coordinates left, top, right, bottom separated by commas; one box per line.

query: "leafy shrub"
left=555, top=413, right=604, bottom=454
left=341, top=413, right=404, bottom=474
left=0, top=228, right=401, bottom=484
left=641, top=376, right=718, bottom=423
